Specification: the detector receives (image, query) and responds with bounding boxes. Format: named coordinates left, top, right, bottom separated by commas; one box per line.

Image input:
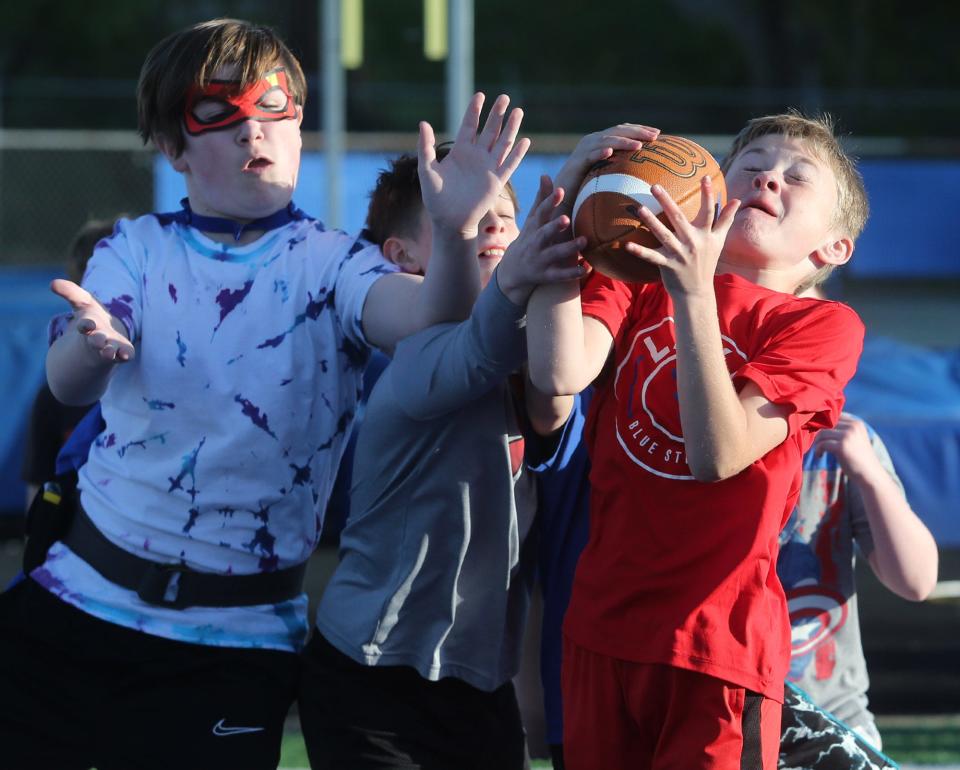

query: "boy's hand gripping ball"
left=572, top=135, right=726, bottom=283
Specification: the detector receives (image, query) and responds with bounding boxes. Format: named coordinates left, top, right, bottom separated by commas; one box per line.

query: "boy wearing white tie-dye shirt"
left=0, top=17, right=529, bottom=770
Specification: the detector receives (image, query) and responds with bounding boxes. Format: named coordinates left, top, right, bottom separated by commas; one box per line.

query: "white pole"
left=445, top=0, right=474, bottom=137
left=322, top=0, right=345, bottom=228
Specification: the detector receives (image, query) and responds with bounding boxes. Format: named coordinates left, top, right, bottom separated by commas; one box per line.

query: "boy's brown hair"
left=722, top=111, right=869, bottom=290
left=364, top=146, right=519, bottom=249
left=137, top=18, right=307, bottom=157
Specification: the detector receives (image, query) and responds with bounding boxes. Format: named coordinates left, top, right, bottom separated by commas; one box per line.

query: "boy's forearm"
left=672, top=291, right=753, bottom=481
left=526, top=282, right=594, bottom=395
left=525, top=377, right=574, bottom=436
left=415, top=223, right=481, bottom=326
left=46, top=324, right=116, bottom=406
left=859, top=469, right=939, bottom=601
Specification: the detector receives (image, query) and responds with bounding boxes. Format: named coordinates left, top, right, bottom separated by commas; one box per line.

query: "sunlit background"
left=1, top=1, right=957, bottom=766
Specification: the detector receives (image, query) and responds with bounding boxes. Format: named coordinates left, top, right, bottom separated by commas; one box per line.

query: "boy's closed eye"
left=192, top=98, right=238, bottom=124
left=255, top=87, right=290, bottom=113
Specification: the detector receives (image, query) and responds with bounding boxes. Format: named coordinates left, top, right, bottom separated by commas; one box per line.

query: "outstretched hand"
left=418, top=92, right=530, bottom=238
left=50, top=279, right=135, bottom=364
left=625, top=176, right=741, bottom=296
left=496, top=175, right=587, bottom=307
left=554, top=123, right=661, bottom=216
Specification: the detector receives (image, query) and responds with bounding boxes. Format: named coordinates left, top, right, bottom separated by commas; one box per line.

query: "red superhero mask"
left=184, top=67, right=298, bottom=136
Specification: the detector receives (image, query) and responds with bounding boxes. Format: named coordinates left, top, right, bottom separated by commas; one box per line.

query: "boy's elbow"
left=688, top=455, right=745, bottom=483
left=529, top=368, right=578, bottom=398
left=908, top=565, right=940, bottom=602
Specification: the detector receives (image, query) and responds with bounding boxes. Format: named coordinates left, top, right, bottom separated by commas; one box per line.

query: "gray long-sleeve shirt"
left=315, top=276, right=541, bottom=691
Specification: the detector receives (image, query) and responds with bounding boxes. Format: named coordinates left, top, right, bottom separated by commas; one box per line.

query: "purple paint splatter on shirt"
left=176, top=331, right=187, bottom=367
left=143, top=397, right=176, bottom=411
left=183, top=507, right=200, bottom=534
left=213, top=280, right=254, bottom=332
left=118, top=432, right=169, bottom=457
left=104, top=294, right=135, bottom=333
left=168, top=283, right=178, bottom=303
left=244, top=524, right=278, bottom=570
left=257, top=288, right=335, bottom=349
left=234, top=394, right=277, bottom=438
left=289, top=460, right=312, bottom=487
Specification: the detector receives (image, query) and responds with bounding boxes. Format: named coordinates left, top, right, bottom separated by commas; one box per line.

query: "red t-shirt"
left=564, top=271, right=864, bottom=700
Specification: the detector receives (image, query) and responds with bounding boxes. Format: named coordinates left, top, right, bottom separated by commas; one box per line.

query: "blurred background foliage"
left=2, top=0, right=959, bottom=140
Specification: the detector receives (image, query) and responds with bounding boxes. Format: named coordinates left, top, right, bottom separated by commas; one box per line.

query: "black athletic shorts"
left=0, top=577, right=299, bottom=770
left=779, top=682, right=899, bottom=769
left=298, top=631, right=528, bottom=770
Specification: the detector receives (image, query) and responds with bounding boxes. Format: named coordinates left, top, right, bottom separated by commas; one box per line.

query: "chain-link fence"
left=0, top=131, right=154, bottom=268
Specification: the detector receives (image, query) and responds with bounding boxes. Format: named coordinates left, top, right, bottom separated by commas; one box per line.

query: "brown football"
left=572, top=135, right=726, bottom=283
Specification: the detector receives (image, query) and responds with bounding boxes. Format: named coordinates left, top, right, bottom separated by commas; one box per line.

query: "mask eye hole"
left=256, top=86, right=289, bottom=113
left=191, top=98, right=238, bottom=125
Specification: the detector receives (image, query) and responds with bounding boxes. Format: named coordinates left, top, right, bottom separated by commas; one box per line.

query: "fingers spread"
left=493, top=106, right=523, bottom=164
left=498, top=136, right=531, bottom=184
left=692, top=176, right=717, bottom=229
left=477, top=93, right=510, bottom=150
left=418, top=121, right=437, bottom=169
left=455, top=92, right=485, bottom=145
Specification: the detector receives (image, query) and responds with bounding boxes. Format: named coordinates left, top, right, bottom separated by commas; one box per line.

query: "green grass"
left=277, top=716, right=960, bottom=768
left=878, top=714, right=960, bottom=766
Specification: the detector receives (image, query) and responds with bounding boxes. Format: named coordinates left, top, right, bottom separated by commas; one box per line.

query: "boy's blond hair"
left=137, top=18, right=307, bottom=158
left=722, top=111, right=869, bottom=291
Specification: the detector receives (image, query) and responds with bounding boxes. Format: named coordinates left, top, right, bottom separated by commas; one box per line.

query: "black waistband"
left=63, top=507, right=307, bottom=609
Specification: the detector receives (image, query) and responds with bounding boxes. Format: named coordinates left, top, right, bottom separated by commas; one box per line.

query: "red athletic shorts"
left=562, top=636, right=780, bottom=770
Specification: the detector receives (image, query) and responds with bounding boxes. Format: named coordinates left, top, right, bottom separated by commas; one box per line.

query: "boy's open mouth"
left=743, top=197, right=779, bottom=217
left=243, top=157, right=273, bottom=171
left=478, top=247, right=506, bottom=259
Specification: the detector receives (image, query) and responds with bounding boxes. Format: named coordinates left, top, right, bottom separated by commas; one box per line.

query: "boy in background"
left=778, top=411, right=937, bottom=769
left=0, top=17, right=528, bottom=770
left=526, top=112, right=869, bottom=769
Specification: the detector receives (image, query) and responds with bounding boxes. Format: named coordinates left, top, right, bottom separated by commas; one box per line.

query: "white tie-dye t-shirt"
left=33, top=210, right=397, bottom=652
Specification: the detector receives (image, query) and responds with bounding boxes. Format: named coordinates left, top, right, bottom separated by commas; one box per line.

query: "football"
left=571, top=135, right=726, bottom=283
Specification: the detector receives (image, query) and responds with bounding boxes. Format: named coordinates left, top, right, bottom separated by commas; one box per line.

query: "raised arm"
left=362, top=93, right=530, bottom=352
left=626, top=177, right=790, bottom=482
left=392, top=176, right=587, bottom=421
left=524, top=124, right=664, bottom=397
left=820, top=415, right=939, bottom=600
left=525, top=281, right=612, bottom=397
left=45, top=279, right=135, bottom=406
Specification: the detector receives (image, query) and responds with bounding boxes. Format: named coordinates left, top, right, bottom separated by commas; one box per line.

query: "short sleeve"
left=77, top=221, right=143, bottom=343
left=332, top=236, right=399, bottom=350
left=579, top=272, right=642, bottom=340
left=848, top=425, right=904, bottom=556
left=735, top=300, right=865, bottom=438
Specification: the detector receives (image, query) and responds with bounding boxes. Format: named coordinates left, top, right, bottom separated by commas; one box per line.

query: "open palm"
left=51, top=278, right=135, bottom=363
left=418, top=92, right=530, bottom=237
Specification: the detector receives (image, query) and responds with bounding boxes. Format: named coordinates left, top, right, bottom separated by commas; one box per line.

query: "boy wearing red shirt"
left=527, top=113, right=869, bottom=770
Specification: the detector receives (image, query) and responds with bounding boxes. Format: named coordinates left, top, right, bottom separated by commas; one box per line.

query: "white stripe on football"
left=572, top=173, right=664, bottom=228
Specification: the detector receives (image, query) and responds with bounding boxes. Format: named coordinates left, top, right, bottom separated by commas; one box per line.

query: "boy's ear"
left=382, top=236, right=424, bottom=275
left=814, top=234, right=854, bottom=267
left=155, top=134, right=188, bottom=173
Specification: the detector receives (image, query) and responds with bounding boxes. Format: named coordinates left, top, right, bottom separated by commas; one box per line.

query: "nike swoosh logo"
left=212, top=718, right=266, bottom=736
